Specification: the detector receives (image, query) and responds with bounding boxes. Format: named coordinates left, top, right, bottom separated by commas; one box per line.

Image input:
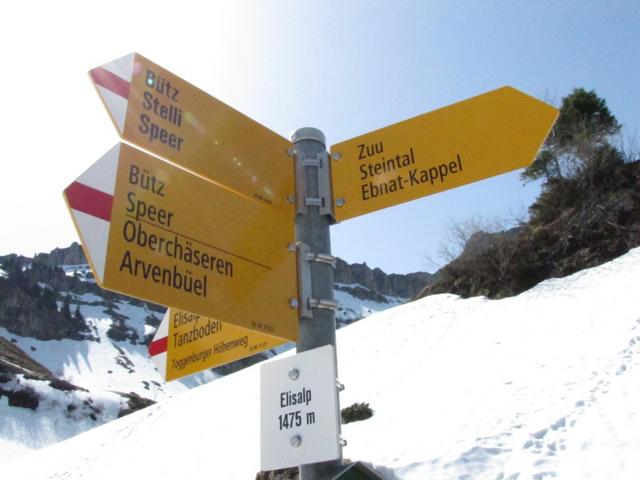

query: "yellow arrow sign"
left=89, top=52, right=293, bottom=215
left=330, top=86, right=558, bottom=222
left=149, top=307, right=285, bottom=381
left=63, top=143, right=298, bottom=341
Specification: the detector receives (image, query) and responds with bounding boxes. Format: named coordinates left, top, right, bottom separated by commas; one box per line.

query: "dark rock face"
left=255, top=467, right=299, bottom=480
left=460, top=228, right=523, bottom=259
left=335, top=258, right=433, bottom=299
left=33, top=242, right=86, bottom=267
left=117, top=392, right=157, bottom=418
left=0, top=336, right=56, bottom=379
left=0, top=259, right=92, bottom=341
left=0, top=385, right=40, bottom=409
left=0, top=245, right=164, bottom=343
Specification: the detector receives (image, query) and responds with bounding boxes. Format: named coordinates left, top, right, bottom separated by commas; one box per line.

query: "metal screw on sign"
left=289, top=298, right=299, bottom=309
left=331, top=152, right=341, bottom=160
left=290, top=435, right=302, bottom=448
left=335, top=198, right=345, bottom=207
left=288, top=368, right=300, bottom=381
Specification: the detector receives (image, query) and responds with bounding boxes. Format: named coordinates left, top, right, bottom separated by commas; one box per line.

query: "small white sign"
left=260, top=345, right=341, bottom=471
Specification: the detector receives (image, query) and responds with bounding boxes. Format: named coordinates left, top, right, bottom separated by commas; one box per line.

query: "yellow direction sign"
left=149, top=307, right=285, bottom=381
left=63, top=143, right=298, bottom=341
left=330, top=86, right=559, bottom=222
left=89, top=52, right=293, bottom=214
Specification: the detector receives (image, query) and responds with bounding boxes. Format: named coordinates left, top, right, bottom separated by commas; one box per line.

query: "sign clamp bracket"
left=305, top=252, right=337, bottom=268
left=293, top=148, right=335, bottom=220
left=297, top=243, right=339, bottom=319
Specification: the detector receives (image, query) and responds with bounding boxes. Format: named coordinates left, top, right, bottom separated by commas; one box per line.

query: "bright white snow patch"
left=61, top=264, right=95, bottom=283
left=0, top=267, right=7, bottom=278
left=4, top=248, right=640, bottom=479
left=335, top=283, right=405, bottom=324
left=0, top=375, right=124, bottom=459
left=2, top=282, right=385, bottom=460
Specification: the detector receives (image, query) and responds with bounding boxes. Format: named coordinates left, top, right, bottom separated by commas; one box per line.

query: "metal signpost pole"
left=291, top=127, right=343, bottom=480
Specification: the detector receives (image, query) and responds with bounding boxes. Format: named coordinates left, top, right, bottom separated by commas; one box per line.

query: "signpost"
left=63, top=143, right=298, bottom=341
left=67, top=52, right=560, bottom=480
left=330, top=86, right=559, bottom=221
left=89, top=52, right=294, bottom=214
left=149, top=307, right=285, bottom=381
left=260, top=345, right=341, bottom=471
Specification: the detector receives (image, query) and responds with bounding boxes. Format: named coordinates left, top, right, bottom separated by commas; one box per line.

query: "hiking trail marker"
left=330, top=86, right=559, bottom=221
left=63, top=143, right=298, bottom=341
left=149, top=307, right=285, bottom=381
left=260, top=345, right=341, bottom=471
left=90, top=52, right=293, bottom=215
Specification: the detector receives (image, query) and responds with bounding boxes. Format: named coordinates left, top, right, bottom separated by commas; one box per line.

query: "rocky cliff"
left=33, top=243, right=86, bottom=267
left=2, top=243, right=433, bottom=320
left=334, top=258, right=433, bottom=300
left=0, top=243, right=432, bottom=385
left=0, top=251, right=163, bottom=343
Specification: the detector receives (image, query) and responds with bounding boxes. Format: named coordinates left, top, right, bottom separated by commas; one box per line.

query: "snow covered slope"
left=0, top=290, right=217, bottom=459
left=1, top=263, right=391, bottom=402
left=4, top=248, right=640, bottom=479
left=335, top=283, right=405, bottom=325
left=1, top=292, right=218, bottom=398
left=0, top=261, right=396, bottom=461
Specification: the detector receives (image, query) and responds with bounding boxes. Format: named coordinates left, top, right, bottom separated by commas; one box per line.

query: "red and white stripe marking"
left=64, top=144, right=119, bottom=282
left=149, top=310, right=169, bottom=378
left=89, top=53, right=135, bottom=134
left=65, top=142, right=168, bottom=378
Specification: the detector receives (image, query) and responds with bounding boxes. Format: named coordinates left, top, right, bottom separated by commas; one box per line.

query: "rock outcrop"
left=420, top=158, right=640, bottom=300
left=33, top=242, right=86, bottom=267
left=335, top=258, right=433, bottom=300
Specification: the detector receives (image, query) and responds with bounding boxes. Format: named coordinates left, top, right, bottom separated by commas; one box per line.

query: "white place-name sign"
left=260, top=345, right=341, bottom=471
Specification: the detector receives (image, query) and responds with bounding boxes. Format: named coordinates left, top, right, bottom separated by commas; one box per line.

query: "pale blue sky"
left=1, top=1, right=638, bottom=273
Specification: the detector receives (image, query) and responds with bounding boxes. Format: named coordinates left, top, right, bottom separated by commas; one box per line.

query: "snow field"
left=339, top=248, right=640, bottom=479
left=0, top=280, right=384, bottom=462
left=3, top=248, right=640, bottom=479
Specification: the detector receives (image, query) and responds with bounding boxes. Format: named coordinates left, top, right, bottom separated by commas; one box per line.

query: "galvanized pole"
left=291, top=127, right=343, bottom=480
